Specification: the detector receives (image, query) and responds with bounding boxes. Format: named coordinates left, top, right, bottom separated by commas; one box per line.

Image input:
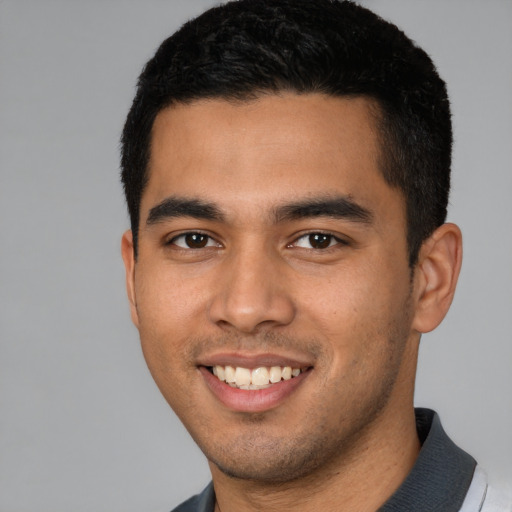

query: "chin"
left=203, top=428, right=341, bottom=484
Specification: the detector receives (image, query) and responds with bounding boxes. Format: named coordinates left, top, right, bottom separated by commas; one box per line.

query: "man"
left=119, top=1, right=510, bottom=510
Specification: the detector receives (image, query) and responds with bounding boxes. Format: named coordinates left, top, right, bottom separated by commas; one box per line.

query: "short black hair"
left=121, top=0, right=452, bottom=265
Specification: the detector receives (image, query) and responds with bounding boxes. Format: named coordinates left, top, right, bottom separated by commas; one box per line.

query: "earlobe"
left=121, top=230, right=140, bottom=328
left=412, top=223, right=463, bottom=334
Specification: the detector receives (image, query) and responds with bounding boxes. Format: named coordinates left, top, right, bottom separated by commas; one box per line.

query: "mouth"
left=199, top=355, right=312, bottom=412
left=207, top=365, right=305, bottom=390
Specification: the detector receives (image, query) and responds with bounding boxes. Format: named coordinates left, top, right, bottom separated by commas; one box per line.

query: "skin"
left=122, top=93, right=462, bottom=512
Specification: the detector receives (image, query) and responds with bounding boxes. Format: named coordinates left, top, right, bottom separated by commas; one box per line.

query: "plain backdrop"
left=1, top=1, right=511, bottom=511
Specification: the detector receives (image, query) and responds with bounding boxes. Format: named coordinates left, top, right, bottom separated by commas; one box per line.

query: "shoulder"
left=460, top=466, right=512, bottom=512
left=170, top=482, right=215, bottom=512
left=482, top=485, right=512, bottom=512
left=170, top=495, right=200, bottom=512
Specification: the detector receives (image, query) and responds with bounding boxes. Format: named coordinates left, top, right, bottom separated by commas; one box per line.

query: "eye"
left=293, top=232, right=344, bottom=250
left=169, top=232, right=220, bottom=249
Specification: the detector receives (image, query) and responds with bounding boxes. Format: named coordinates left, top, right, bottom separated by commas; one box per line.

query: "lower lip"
left=199, top=366, right=310, bottom=413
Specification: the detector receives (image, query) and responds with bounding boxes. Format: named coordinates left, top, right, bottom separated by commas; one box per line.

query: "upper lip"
left=197, top=352, right=314, bottom=369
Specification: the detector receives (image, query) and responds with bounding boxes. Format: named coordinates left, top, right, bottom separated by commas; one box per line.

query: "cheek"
left=134, top=268, right=209, bottom=376
left=136, top=265, right=209, bottom=328
left=301, top=263, right=410, bottom=361
left=299, top=266, right=384, bottom=329
left=134, top=274, right=203, bottom=415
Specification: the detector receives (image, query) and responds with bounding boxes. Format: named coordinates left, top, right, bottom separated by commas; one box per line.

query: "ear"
left=121, top=230, right=140, bottom=328
left=412, top=223, right=463, bottom=333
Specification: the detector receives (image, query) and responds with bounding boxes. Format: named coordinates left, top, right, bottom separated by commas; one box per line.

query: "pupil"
left=185, top=233, right=207, bottom=248
left=310, top=233, right=331, bottom=249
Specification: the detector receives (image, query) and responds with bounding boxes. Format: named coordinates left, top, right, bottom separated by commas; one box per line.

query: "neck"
left=210, top=406, right=420, bottom=512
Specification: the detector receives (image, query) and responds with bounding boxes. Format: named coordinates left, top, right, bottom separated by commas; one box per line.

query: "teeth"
left=211, top=365, right=303, bottom=389
left=252, top=367, right=270, bottom=386
left=269, top=366, right=282, bottom=383
left=239, top=384, right=272, bottom=390
left=225, top=365, right=236, bottom=383
left=216, top=366, right=225, bottom=382
left=234, top=367, right=251, bottom=386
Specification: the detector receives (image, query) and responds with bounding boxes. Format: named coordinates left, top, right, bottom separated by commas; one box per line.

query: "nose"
left=208, top=246, right=296, bottom=334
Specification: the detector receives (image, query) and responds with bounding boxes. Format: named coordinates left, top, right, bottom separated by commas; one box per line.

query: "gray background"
left=1, top=1, right=511, bottom=511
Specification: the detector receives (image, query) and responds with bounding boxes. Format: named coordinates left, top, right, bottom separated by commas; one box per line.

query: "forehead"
left=143, top=93, right=400, bottom=222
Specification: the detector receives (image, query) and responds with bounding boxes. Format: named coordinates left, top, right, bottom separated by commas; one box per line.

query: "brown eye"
left=184, top=233, right=208, bottom=248
left=292, top=232, right=345, bottom=250
left=170, top=232, right=218, bottom=249
left=308, top=233, right=333, bottom=249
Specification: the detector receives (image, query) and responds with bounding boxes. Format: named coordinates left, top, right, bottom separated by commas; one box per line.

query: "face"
left=123, top=94, right=422, bottom=483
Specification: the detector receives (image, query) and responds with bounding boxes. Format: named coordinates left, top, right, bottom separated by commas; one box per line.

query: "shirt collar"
left=181, top=408, right=476, bottom=512
left=378, top=408, right=476, bottom=511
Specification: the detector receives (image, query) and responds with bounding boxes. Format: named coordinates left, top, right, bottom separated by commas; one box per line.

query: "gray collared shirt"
left=170, top=409, right=508, bottom=511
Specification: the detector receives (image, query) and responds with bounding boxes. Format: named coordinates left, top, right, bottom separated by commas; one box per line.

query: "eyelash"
left=290, top=232, right=349, bottom=250
left=167, top=231, right=221, bottom=250
left=166, top=231, right=348, bottom=251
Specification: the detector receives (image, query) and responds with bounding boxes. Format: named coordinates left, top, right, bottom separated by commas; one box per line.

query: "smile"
left=200, top=360, right=311, bottom=412
left=210, top=365, right=303, bottom=390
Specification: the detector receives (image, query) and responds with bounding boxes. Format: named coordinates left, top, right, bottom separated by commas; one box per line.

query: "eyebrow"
left=274, top=196, right=373, bottom=224
left=146, top=194, right=373, bottom=226
left=146, top=196, right=225, bottom=225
